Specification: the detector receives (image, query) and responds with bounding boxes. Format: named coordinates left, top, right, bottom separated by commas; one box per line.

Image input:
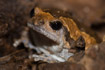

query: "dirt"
left=0, top=0, right=105, bottom=70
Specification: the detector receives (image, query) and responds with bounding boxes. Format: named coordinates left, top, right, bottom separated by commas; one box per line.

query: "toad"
left=13, top=7, right=97, bottom=63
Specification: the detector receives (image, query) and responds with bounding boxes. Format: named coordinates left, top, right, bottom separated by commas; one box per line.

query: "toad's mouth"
left=28, top=23, right=61, bottom=44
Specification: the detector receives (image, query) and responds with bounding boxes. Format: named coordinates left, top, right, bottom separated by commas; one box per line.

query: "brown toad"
left=14, top=7, right=97, bottom=63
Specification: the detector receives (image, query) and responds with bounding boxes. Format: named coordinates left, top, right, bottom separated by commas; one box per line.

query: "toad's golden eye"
left=50, top=21, right=62, bottom=30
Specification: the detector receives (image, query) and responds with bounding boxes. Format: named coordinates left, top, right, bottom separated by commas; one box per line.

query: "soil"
left=0, top=0, right=105, bottom=70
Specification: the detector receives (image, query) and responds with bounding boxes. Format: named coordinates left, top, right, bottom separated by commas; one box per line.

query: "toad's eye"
left=50, top=21, right=62, bottom=30
left=30, top=8, right=35, bottom=18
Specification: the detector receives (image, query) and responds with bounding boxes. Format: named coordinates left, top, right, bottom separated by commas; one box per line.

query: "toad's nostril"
left=50, top=21, right=62, bottom=30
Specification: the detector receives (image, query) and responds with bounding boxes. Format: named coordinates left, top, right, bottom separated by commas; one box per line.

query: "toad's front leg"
left=29, top=52, right=66, bottom=63
left=13, top=35, right=66, bottom=63
left=28, top=44, right=66, bottom=63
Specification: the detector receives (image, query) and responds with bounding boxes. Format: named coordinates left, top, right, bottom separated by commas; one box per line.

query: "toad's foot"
left=29, top=54, right=65, bottom=63
left=29, top=45, right=73, bottom=63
